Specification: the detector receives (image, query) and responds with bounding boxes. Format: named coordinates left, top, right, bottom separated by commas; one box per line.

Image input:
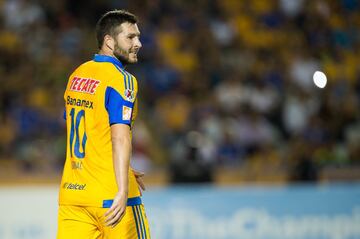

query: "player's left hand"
left=104, top=191, right=127, bottom=228
left=132, top=169, right=146, bottom=192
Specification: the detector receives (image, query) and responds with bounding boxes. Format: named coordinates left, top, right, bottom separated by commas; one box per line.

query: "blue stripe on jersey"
left=126, top=71, right=131, bottom=91
left=131, top=75, right=134, bottom=91
left=63, top=109, right=66, bottom=120
left=102, top=197, right=142, bottom=208
left=114, top=65, right=128, bottom=90
left=132, top=206, right=141, bottom=239
left=105, top=87, right=134, bottom=126
left=121, top=70, right=132, bottom=91
left=137, top=205, right=147, bottom=239
left=135, top=206, right=145, bottom=239
left=127, top=72, right=133, bottom=91
left=129, top=73, right=134, bottom=91
left=93, top=54, right=124, bottom=69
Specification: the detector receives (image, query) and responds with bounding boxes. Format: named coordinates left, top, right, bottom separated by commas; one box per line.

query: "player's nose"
left=134, top=38, right=142, bottom=49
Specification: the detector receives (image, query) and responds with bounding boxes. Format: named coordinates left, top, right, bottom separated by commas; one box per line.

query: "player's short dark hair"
left=96, top=10, right=138, bottom=49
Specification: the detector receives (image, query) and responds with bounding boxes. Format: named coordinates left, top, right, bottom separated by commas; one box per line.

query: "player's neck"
left=98, top=49, right=114, bottom=58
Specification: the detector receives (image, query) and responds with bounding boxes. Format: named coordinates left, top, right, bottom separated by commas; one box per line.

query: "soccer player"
left=57, top=10, right=150, bottom=239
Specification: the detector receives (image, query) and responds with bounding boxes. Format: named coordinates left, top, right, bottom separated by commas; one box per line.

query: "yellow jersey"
left=59, top=54, right=140, bottom=208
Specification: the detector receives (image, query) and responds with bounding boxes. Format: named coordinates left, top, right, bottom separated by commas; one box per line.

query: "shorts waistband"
left=102, top=196, right=142, bottom=208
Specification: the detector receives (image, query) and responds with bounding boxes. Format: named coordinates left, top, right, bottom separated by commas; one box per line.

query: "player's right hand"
left=132, top=169, right=146, bottom=192
left=104, top=191, right=127, bottom=228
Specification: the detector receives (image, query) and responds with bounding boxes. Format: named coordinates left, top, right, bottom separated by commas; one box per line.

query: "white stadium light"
left=313, top=71, right=327, bottom=88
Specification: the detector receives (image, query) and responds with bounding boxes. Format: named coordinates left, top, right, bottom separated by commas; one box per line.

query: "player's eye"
left=127, top=34, right=140, bottom=40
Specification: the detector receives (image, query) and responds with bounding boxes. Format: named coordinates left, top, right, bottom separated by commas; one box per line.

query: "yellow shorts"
left=57, top=197, right=150, bottom=239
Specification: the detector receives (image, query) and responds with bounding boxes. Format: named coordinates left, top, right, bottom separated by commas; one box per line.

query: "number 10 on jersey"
left=69, top=108, right=87, bottom=159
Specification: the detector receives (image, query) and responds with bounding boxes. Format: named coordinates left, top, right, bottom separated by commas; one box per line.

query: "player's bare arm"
left=105, top=124, right=132, bottom=227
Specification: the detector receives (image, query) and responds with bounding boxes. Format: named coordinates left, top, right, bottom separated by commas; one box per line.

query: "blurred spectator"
left=345, top=121, right=360, bottom=164
left=131, top=120, right=153, bottom=173
left=234, top=109, right=279, bottom=155
left=215, top=75, right=245, bottom=113
left=279, top=0, right=305, bottom=18
left=2, top=0, right=44, bottom=31
left=290, top=51, right=320, bottom=92
left=288, top=138, right=319, bottom=182
left=282, top=89, right=319, bottom=136
left=170, top=131, right=215, bottom=183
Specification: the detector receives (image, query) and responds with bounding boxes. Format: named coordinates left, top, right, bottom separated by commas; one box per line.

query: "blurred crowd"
left=0, top=0, right=359, bottom=183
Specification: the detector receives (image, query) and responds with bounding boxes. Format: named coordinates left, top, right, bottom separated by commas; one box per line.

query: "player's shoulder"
left=70, top=60, right=92, bottom=75
left=108, top=68, right=138, bottom=103
left=72, top=59, right=118, bottom=76
left=117, top=68, right=138, bottom=87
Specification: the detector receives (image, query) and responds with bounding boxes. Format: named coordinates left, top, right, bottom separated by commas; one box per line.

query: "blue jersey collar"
left=93, top=54, right=124, bottom=69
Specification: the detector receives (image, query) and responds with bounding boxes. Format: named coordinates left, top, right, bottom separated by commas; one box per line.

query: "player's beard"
left=113, top=42, right=136, bottom=65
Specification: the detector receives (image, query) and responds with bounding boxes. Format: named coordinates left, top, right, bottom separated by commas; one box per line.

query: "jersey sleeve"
left=105, top=70, right=138, bottom=126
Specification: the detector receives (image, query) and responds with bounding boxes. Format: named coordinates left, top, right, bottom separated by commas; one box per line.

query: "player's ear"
left=104, top=35, right=115, bottom=51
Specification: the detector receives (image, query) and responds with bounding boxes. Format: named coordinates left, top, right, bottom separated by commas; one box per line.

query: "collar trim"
left=93, top=54, right=124, bottom=69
